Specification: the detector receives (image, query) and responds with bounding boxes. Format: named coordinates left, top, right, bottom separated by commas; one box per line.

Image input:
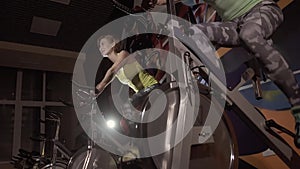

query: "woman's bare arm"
left=95, top=51, right=129, bottom=94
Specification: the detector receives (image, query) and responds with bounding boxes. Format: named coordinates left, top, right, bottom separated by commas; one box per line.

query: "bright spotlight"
left=106, top=120, right=116, bottom=128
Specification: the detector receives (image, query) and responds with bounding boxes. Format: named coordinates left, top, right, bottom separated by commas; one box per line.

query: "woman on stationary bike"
left=96, top=35, right=160, bottom=108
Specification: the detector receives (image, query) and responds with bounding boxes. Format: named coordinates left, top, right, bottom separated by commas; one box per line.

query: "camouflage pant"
left=190, top=0, right=300, bottom=106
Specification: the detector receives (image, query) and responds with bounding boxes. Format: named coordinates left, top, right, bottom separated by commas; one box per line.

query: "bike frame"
left=68, top=81, right=128, bottom=169
left=171, top=26, right=300, bottom=169
left=40, top=112, right=71, bottom=169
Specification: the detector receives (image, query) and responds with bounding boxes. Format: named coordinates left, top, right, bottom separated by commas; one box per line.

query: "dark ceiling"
left=0, top=0, right=132, bottom=52
left=1, top=0, right=300, bottom=71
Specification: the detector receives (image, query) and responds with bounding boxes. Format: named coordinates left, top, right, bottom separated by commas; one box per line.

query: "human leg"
left=238, top=1, right=300, bottom=147
left=189, top=21, right=241, bottom=46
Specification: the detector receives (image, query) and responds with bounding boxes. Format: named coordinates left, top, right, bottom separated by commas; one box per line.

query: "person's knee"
left=239, top=24, right=262, bottom=44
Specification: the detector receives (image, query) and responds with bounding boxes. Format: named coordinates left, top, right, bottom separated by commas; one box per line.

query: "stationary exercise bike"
left=67, top=82, right=120, bottom=169
left=170, top=25, right=300, bottom=168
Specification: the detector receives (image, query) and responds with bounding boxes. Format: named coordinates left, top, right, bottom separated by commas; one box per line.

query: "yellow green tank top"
left=115, top=61, right=158, bottom=93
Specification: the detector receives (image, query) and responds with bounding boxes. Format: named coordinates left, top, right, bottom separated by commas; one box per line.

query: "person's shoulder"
left=117, top=50, right=130, bottom=60
left=118, top=50, right=130, bottom=56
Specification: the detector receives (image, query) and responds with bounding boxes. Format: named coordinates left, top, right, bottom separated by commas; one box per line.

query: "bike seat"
left=30, top=135, right=47, bottom=142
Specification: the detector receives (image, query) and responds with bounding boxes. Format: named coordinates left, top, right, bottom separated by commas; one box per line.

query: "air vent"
left=30, top=16, right=62, bottom=36
left=49, top=0, right=71, bottom=5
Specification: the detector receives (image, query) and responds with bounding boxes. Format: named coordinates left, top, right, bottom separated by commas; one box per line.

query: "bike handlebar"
left=72, top=80, right=100, bottom=108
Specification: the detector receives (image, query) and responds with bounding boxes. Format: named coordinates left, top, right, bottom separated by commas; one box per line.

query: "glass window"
left=0, top=105, right=14, bottom=161
left=0, top=67, right=17, bottom=100
left=22, top=70, right=43, bottom=101
left=21, top=107, right=41, bottom=152
left=46, top=72, right=72, bottom=102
